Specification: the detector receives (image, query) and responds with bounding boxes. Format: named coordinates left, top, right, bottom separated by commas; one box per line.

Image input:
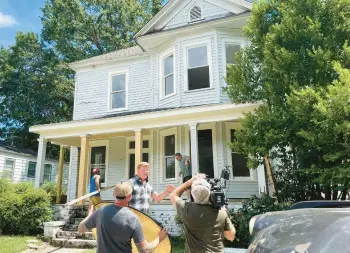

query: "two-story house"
left=30, top=0, right=267, bottom=230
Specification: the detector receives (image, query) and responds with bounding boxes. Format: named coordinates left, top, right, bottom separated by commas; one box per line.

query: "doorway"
left=197, top=129, right=214, bottom=178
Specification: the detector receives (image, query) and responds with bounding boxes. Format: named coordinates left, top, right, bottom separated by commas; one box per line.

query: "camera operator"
left=170, top=174, right=236, bottom=253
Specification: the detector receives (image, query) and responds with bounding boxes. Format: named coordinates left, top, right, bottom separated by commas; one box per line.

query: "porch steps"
left=56, top=231, right=95, bottom=240
left=51, top=205, right=97, bottom=248
left=53, top=231, right=96, bottom=248
left=51, top=238, right=96, bottom=248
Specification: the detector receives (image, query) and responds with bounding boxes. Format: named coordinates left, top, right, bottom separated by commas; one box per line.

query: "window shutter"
left=190, top=6, right=201, bottom=21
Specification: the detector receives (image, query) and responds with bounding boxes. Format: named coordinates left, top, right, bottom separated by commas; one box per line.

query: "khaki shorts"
left=89, top=195, right=102, bottom=206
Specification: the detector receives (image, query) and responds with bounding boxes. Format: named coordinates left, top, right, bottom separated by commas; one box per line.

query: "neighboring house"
left=30, top=0, right=267, bottom=233
left=0, top=141, right=69, bottom=190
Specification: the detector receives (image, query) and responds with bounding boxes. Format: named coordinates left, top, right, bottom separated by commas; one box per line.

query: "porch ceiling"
left=30, top=103, right=260, bottom=146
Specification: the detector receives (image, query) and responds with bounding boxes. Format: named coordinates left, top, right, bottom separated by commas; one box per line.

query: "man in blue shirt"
left=89, top=168, right=101, bottom=207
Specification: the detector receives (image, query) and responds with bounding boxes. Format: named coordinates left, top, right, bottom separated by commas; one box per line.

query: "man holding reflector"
left=78, top=181, right=168, bottom=253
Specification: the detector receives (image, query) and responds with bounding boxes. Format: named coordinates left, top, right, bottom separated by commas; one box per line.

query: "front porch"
left=30, top=103, right=266, bottom=205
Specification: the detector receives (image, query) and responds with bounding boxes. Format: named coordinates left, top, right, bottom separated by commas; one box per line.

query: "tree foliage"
left=226, top=0, right=350, bottom=202
left=0, top=0, right=165, bottom=157
left=0, top=32, right=74, bottom=156
left=41, top=0, right=163, bottom=62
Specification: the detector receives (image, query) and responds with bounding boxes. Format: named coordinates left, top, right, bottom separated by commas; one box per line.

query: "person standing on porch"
left=129, top=162, right=175, bottom=213
left=89, top=168, right=102, bottom=208
left=175, top=153, right=192, bottom=199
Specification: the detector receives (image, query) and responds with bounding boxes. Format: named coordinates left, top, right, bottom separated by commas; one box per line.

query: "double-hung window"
left=187, top=45, right=210, bottom=90
left=225, top=43, right=241, bottom=66
left=2, top=159, right=14, bottom=179
left=27, top=161, right=36, bottom=178
left=163, top=54, right=175, bottom=97
left=44, top=164, right=52, bottom=182
left=110, top=72, right=127, bottom=110
left=164, top=135, right=175, bottom=179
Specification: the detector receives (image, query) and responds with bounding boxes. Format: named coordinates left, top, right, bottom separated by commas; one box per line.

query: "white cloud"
left=0, top=12, right=17, bottom=28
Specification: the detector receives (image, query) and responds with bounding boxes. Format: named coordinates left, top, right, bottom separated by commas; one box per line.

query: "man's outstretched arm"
left=134, top=223, right=168, bottom=253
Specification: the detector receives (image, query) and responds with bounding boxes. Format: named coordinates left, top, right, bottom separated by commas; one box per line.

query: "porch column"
left=77, top=135, right=90, bottom=205
left=134, top=129, right=143, bottom=175
left=56, top=145, right=65, bottom=204
left=189, top=123, right=199, bottom=175
left=35, top=137, right=47, bottom=188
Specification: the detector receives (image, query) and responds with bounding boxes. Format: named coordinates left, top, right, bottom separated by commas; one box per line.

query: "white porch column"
left=134, top=129, right=143, bottom=175
left=35, top=137, right=47, bottom=188
left=189, top=123, right=199, bottom=175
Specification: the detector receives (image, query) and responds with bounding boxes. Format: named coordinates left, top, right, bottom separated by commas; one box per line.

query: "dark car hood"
left=248, top=208, right=350, bottom=253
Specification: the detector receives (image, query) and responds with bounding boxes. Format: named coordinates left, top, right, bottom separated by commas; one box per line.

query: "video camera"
left=207, top=167, right=231, bottom=209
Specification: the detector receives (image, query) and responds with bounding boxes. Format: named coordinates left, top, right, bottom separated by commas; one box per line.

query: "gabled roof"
left=69, top=46, right=148, bottom=70
left=0, top=141, right=37, bottom=157
left=134, top=0, right=252, bottom=38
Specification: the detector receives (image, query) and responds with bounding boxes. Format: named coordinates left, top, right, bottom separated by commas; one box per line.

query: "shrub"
left=40, top=182, right=58, bottom=203
left=226, top=194, right=289, bottom=248
left=0, top=179, right=53, bottom=235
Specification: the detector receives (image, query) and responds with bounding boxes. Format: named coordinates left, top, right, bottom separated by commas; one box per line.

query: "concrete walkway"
left=22, top=243, right=93, bottom=253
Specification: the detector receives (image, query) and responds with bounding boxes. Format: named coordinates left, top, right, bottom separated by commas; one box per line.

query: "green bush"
left=40, top=182, right=59, bottom=203
left=226, top=194, right=289, bottom=248
left=0, top=179, right=53, bottom=235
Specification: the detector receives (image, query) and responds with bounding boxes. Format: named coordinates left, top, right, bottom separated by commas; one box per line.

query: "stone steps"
left=56, top=231, right=95, bottom=240
left=51, top=238, right=96, bottom=248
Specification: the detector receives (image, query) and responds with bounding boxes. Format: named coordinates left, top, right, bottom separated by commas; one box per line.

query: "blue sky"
left=0, top=0, right=45, bottom=48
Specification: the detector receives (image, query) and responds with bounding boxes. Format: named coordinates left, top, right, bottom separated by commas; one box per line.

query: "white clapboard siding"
left=0, top=150, right=69, bottom=189
left=74, top=58, right=152, bottom=121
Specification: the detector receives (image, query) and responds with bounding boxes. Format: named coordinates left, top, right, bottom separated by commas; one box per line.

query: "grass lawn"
left=0, top=236, right=41, bottom=253
left=82, top=237, right=185, bottom=253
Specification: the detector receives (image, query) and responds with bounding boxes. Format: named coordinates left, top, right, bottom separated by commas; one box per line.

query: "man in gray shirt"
left=175, top=153, right=192, bottom=199
left=78, top=181, right=168, bottom=253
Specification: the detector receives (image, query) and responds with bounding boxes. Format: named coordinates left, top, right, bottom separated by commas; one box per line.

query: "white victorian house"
left=30, top=0, right=267, bottom=224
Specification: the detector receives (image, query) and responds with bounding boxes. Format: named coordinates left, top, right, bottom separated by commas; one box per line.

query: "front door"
left=198, top=129, right=214, bottom=178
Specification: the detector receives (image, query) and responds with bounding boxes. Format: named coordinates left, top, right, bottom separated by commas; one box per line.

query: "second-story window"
left=110, top=72, right=127, bottom=110
left=163, top=54, right=174, bottom=97
left=225, top=44, right=241, bottom=65
left=187, top=45, right=210, bottom=90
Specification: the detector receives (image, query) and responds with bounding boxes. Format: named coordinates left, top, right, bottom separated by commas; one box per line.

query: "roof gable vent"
left=190, top=6, right=202, bottom=22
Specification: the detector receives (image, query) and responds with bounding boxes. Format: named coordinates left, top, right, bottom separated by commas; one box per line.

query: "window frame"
left=43, top=164, right=53, bottom=182
left=222, top=39, right=245, bottom=87
left=184, top=40, right=213, bottom=92
left=159, top=48, right=176, bottom=100
left=107, top=70, right=129, bottom=112
left=225, top=122, right=256, bottom=181
left=125, top=136, right=152, bottom=181
left=159, top=128, right=178, bottom=182
left=3, top=158, right=15, bottom=180
left=88, top=140, right=110, bottom=187
left=27, top=161, right=36, bottom=178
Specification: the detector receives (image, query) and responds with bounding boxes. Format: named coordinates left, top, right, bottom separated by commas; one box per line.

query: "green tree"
left=41, top=0, right=163, bottom=62
left=0, top=32, right=74, bottom=157
left=226, top=0, right=350, bottom=202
